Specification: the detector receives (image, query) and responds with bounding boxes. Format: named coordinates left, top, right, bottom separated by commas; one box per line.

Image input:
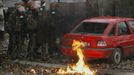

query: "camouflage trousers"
left=8, top=31, right=25, bottom=59
left=27, top=31, right=40, bottom=60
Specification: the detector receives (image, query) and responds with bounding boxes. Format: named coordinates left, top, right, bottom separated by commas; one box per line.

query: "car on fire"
left=61, top=16, right=134, bottom=64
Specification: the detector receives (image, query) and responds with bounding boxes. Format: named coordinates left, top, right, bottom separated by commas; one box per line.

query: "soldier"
left=7, top=7, right=25, bottom=59
left=6, top=7, right=16, bottom=58
left=14, top=0, right=39, bottom=60
left=6, top=0, right=31, bottom=59
left=26, top=13, right=38, bottom=60
left=19, top=0, right=39, bottom=60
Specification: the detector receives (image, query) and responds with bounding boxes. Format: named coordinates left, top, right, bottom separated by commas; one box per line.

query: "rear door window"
left=72, top=22, right=108, bottom=35
left=128, top=21, right=134, bottom=33
left=118, top=22, right=130, bottom=35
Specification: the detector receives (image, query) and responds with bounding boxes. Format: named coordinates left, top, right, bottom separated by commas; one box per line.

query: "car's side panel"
left=126, top=20, right=134, bottom=56
left=116, top=21, right=132, bottom=57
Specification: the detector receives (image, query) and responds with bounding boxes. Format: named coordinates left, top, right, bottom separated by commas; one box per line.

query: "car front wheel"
left=110, top=48, right=122, bottom=64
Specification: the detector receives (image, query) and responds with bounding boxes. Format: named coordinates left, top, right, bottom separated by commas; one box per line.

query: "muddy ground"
left=1, top=53, right=134, bottom=75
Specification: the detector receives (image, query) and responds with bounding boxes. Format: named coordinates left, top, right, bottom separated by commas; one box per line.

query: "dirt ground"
left=1, top=53, right=134, bottom=75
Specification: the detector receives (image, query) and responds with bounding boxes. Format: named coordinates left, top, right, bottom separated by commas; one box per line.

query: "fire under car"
left=61, top=16, right=134, bottom=64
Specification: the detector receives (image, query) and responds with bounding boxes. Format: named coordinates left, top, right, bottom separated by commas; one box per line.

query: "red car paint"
left=61, top=16, right=134, bottom=59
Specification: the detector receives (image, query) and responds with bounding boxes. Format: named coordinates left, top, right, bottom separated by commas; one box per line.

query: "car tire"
left=110, top=48, right=122, bottom=64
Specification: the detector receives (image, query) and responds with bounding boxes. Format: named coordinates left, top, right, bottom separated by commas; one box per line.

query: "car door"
left=127, top=20, right=134, bottom=55
left=117, top=21, right=132, bottom=57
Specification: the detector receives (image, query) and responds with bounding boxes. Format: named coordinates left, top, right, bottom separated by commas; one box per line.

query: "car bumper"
left=61, top=47, right=114, bottom=59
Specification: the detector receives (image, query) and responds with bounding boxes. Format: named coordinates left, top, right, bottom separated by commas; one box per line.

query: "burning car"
left=61, top=16, right=134, bottom=64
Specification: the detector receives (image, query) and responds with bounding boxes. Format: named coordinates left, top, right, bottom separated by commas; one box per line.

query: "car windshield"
left=72, top=22, right=108, bottom=35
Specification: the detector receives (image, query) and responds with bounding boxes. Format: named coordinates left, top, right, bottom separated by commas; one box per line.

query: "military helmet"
left=22, top=0, right=29, bottom=3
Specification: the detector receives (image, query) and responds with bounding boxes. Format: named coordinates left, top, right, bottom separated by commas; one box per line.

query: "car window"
left=128, top=21, right=134, bottom=33
left=118, top=22, right=129, bottom=35
left=72, top=22, right=108, bottom=35
left=109, top=25, right=116, bottom=36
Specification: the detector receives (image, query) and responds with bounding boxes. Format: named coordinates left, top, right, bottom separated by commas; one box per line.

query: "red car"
left=61, top=16, right=134, bottom=64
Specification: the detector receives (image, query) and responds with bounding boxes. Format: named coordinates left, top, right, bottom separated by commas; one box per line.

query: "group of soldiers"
left=4, top=0, right=59, bottom=60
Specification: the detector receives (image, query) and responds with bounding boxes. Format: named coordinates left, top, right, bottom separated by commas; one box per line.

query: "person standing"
left=7, top=7, right=25, bottom=59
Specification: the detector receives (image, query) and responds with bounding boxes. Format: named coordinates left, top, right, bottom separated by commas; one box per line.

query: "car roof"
left=83, top=16, right=134, bottom=23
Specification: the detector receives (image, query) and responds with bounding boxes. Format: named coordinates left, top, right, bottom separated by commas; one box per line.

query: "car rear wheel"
left=110, top=48, right=122, bottom=64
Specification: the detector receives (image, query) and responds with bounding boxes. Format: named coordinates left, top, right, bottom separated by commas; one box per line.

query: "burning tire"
left=110, top=48, right=122, bottom=64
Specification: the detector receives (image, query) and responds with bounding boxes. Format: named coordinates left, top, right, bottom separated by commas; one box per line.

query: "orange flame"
left=57, top=40, right=95, bottom=75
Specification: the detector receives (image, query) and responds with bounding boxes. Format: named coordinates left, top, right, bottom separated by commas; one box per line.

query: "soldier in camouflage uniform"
left=6, top=7, right=26, bottom=59
left=4, top=7, right=14, bottom=58
left=18, top=0, right=39, bottom=59
left=5, top=0, right=40, bottom=59
left=27, top=16, right=39, bottom=59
